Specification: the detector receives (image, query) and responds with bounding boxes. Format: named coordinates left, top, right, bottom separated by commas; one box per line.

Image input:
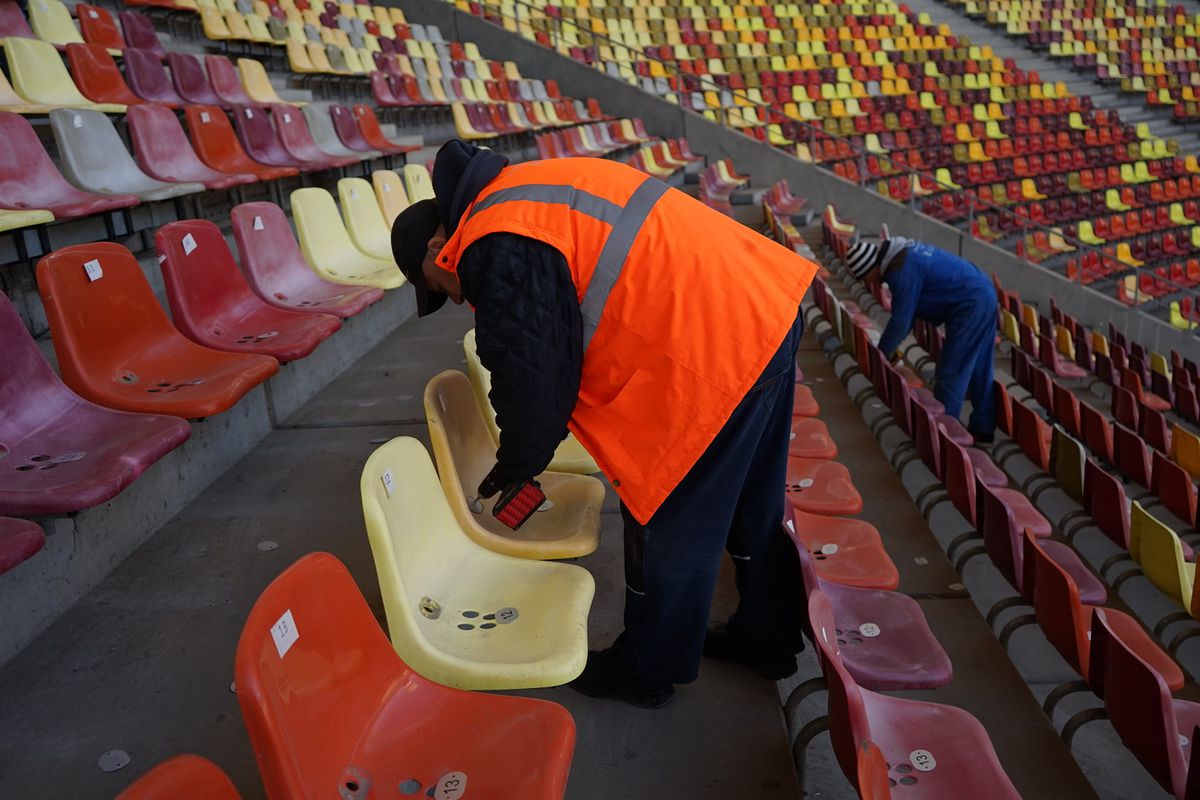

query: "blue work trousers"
left=934, top=294, right=997, bottom=438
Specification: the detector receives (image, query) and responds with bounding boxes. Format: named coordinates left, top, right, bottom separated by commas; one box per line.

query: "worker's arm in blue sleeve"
left=877, top=263, right=922, bottom=358
left=457, top=232, right=582, bottom=484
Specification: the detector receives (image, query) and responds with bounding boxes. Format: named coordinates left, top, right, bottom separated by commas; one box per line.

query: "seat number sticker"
left=910, top=750, right=936, bottom=772
left=253, top=215, right=264, bottom=230
left=434, top=771, right=467, bottom=799
left=270, top=609, right=299, bottom=658
left=182, top=233, right=197, bottom=255
left=83, top=259, right=103, bottom=282
left=381, top=469, right=395, bottom=497
left=200, top=111, right=211, bottom=123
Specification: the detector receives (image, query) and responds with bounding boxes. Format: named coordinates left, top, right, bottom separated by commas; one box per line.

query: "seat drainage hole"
left=15, top=465, right=34, bottom=471
left=30, top=455, right=50, bottom=462
left=480, top=623, right=496, bottom=629
left=899, top=777, right=918, bottom=785
left=398, top=779, right=422, bottom=794
left=457, top=624, right=475, bottom=631
left=461, top=610, right=479, bottom=618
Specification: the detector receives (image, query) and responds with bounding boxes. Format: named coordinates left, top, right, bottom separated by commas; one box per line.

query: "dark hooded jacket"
left=434, top=141, right=583, bottom=484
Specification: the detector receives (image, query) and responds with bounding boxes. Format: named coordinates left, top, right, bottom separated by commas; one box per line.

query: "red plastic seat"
left=123, top=47, right=184, bottom=107
left=184, top=105, right=299, bottom=181
left=204, top=55, right=254, bottom=106
left=1114, top=423, right=1153, bottom=488
left=1093, top=607, right=1200, bottom=799
left=328, top=103, right=383, bottom=154
left=0, top=111, right=139, bottom=219
left=0, top=292, right=190, bottom=515
left=939, top=426, right=1007, bottom=524
left=166, top=52, right=223, bottom=107
left=807, top=589, right=1021, bottom=798
left=1039, top=333, right=1087, bottom=379
left=858, top=741, right=892, bottom=800
left=66, top=43, right=143, bottom=106
left=235, top=553, right=576, bottom=799
left=1011, top=399, right=1051, bottom=471
left=115, top=755, right=241, bottom=799
left=0, top=0, right=35, bottom=40
left=0, top=517, right=45, bottom=575
left=790, top=417, right=837, bottom=459
left=270, top=104, right=358, bottom=170
left=793, top=381, right=820, bottom=417
left=127, top=104, right=257, bottom=190
left=351, top=103, right=418, bottom=154
left=788, top=507, right=899, bottom=589
left=156, top=220, right=341, bottom=362
left=119, top=11, right=165, bottom=60
left=231, top=106, right=309, bottom=171
left=231, top=202, right=383, bottom=318
left=1123, top=366, right=1173, bottom=413
left=785, top=456, right=863, bottom=515
left=77, top=4, right=123, bottom=52
left=36, top=242, right=278, bottom=418
left=1081, top=402, right=1114, bottom=463
left=1152, top=451, right=1198, bottom=527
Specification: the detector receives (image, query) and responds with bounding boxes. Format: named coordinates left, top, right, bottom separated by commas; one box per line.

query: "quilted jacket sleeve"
left=457, top=232, right=583, bottom=482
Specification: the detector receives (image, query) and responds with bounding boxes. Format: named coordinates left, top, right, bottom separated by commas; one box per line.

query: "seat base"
left=790, top=417, right=838, bottom=459
left=791, top=508, right=899, bottom=590
left=785, top=457, right=864, bottom=516
left=793, top=384, right=820, bottom=417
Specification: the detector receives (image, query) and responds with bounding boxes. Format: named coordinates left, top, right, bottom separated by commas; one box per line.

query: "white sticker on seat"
left=200, top=111, right=211, bottom=123
left=820, top=543, right=838, bottom=555
left=83, top=259, right=103, bottom=282
left=785, top=518, right=795, bottom=533
left=859, top=622, right=880, bottom=638
left=253, top=215, right=264, bottom=230
left=382, top=183, right=391, bottom=192
left=88, top=9, right=99, bottom=17
left=909, top=750, right=936, bottom=772
left=381, top=469, right=395, bottom=496
left=798, top=478, right=814, bottom=487
left=270, top=609, right=299, bottom=658
left=283, top=112, right=291, bottom=123
left=245, top=108, right=254, bottom=117
left=351, top=187, right=358, bottom=200
left=434, top=772, right=467, bottom=800
left=73, top=114, right=83, bottom=128
left=182, top=233, right=197, bottom=255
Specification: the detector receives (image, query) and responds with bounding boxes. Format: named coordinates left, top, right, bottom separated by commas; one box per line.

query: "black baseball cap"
left=390, top=198, right=446, bottom=317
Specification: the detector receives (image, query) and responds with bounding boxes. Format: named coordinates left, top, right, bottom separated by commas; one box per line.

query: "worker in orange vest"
left=392, top=140, right=818, bottom=708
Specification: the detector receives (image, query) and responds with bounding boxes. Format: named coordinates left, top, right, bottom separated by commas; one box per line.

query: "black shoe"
left=569, top=648, right=675, bottom=709
left=967, top=427, right=996, bottom=445
left=703, top=624, right=798, bottom=680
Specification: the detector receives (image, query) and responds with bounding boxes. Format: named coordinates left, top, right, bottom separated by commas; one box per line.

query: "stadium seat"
left=126, top=103, right=257, bottom=190
left=290, top=187, right=404, bottom=288
left=66, top=43, right=144, bottom=107
left=462, top=329, right=599, bottom=474
left=789, top=416, right=838, bottom=459
left=301, top=103, right=376, bottom=160
left=785, top=457, right=863, bottom=516
left=359, top=437, right=594, bottom=688
left=4, top=36, right=123, bottom=112
left=939, top=426, right=1008, bottom=524
left=237, top=57, right=296, bottom=105
left=1130, top=501, right=1195, bottom=610
left=351, top=104, right=417, bottom=154
left=235, top=551, right=577, bottom=796
left=36, top=242, right=278, bottom=417
left=230, top=201, right=383, bottom=318
left=231, top=105, right=309, bottom=170
left=806, top=589, right=1021, bottom=798
left=269, top=104, right=358, bottom=169
left=337, top=176, right=394, bottom=260
left=0, top=208, right=53, bottom=231
left=114, top=755, right=241, bottom=800
left=119, top=12, right=166, bottom=60
left=0, top=517, right=45, bottom=576
left=857, top=742, right=892, bottom=800
left=0, top=0, right=34, bottom=43
left=76, top=5, right=123, bottom=54
left=204, top=55, right=255, bottom=106
left=328, top=102, right=387, bottom=155
left=184, top=105, right=299, bottom=181
left=371, top=168, right=409, bottom=224
left=166, top=52, right=224, bottom=106
left=155, top=220, right=341, bottom=362
left=123, top=47, right=185, bottom=107
left=793, top=382, right=820, bottom=417
left=0, top=111, right=139, bottom=219
left=0, top=66, right=52, bottom=114
left=789, top=506, right=900, bottom=590
left=1171, top=424, right=1200, bottom=481
left=0, top=291, right=190, bottom=516
left=27, top=0, right=83, bottom=48
left=424, top=370, right=603, bottom=559
left=401, top=162, right=435, bottom=201
left=49, top=109, right=206, bottom=201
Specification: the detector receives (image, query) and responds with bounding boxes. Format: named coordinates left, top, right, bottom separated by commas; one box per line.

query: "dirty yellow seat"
left=337, top=176, right=393, bottom=261
left=360, top=436, right=594, bottom=689
left=290, top=187, right=405, bottom=289
left=1170, top=424, right=1200, bottom=481
left=464, top=329, right=601, bottom=475
left=0, top=208, right=53, bottom=232
left=1130, top=500, right=1195, bottom=609
left=424, top=369, right=603, bottom=560
left=28, top=0, right=84, bottom=47
left=402, top=162, right=435, bottom=201
left=237, top=57, right=299, bottom=105
left=371, top=169, right=409, bottom=225
left=4, top=37, right=123, bottom=112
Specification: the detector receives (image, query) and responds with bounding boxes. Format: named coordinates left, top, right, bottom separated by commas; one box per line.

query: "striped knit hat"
left=845, top=240, right=879, bottom=279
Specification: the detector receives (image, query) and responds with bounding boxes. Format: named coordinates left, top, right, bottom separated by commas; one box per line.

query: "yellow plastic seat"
left=1000, top=309, right=1020, bottom=344
left=424, top=370, right=603, bottom=560
left=360, top=436, right=595, bottom=689
left=337, top=176, right=393, bottom=261
left=463, top=328, right=599, bottom=475
left=223, top=10, right=255, bottom=41
left=4, top=37, right=123, bottom=112
left=452, top=102, right=492, bottom=140
left=237, top=57, right=297, bottom=105
left=1054, top=324, right=1075, bottom=359
left=286, top=39, right=319, bottom=72
left=402, top=163, right=435, bottom=202
left=28, top=0, right=84, bottom=47
left=1130, top=500, right=1195, bottom=608
left=1171, top=424, right=1200, bottom=480
left=371, top=169, right=409, bottom=225
left=291, top=187, right=405, bottom=289
left=0, top=68, right=53, bottom=114
left=0, top=208, right=53, bottom=232
left=199, top=7, right=234, bottom=40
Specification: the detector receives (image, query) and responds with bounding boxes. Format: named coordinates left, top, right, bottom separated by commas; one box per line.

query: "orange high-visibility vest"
left=437, top=157, right=817, bottom=523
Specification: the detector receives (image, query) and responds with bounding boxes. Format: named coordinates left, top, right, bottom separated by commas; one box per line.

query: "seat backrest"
left=237, top=57, right=285, bottom=103
left=230, top=201, right=319, bottom=298
left=290, top=187, right=360, bottom=262
left=301, top=103, right=356, bottom=155
left=1092, top=606, right=1185, bottom=796
left=1113, top=422, right=1152, bottom=487
left=337, top=176, right=391, bottom=258
left=124, top=46, right=183, bottom=104
left=807, top=588, right=873, bottom=790
left=5, top=35, right=91, bottom=106
left=232, top=105, right=291, bottom=164
left=28, top=0, right=82, bottom=46
left=119, top=11, right=165, bottom=57
left=115, top=754, right=241, bottom=800
left=0, top=0, right=34, bottom=40
left=234, top=552, right=408, bottom=799
left=48, top=107, right=156, bottom=194
left=205, top=54, right=253, bottom=104
left=66, top=42, right=135, bottom=104
left=402, top=163, right=434, bottom=201
left=77, top=4, right=122, bottom=51
left=939, top=424, right=978, bottom=524
left=1026, top=529, right=1090, bottom=677
left=461, top=328, right=501, bottom=444
left=977, top=480, right=1024, bottom=593
left=1048, top=424, right=1085, bottom=503
left=1130, top=500, right=1191, bottom=605
left=0, top=110, right=83, bottom=206
left=35, top=242, right=181, bottom=391
left=423, top=368, right=505, bottom=514
left=1082, top=457, right=1130, bottom=549
left=908, top=395, right=941, bottom=477
left=328, top=102, right=370, bottom=148
left=371, top=168, right=409, bottom=225
left=1012, top=399, right=1049, bottom=471
left=1080, top=401, right=1113, bottom=462
left=185, top=105, right=252, bottom=167
left=0, top=290, right=73, bottom=424
left=126, top=102, right=208, bottom=182
left=1171, top=423, right=1200, bottom=481
left=1151, top=450, right=1198, bottom=527
left=166, top=52, right=220, bottom=104
left=155, top=219, right=262, bottom=336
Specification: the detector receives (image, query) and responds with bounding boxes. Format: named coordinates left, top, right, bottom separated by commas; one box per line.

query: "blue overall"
left=877, top=242, right=998, bottom=438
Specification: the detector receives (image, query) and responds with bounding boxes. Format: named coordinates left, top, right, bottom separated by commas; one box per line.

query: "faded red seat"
left=793, top=380, right=820, bottom=417
left=115, top=755, right=241, bottom=799
left=156, top=219, right=341, bottom=362
left=0, top=518, right=45, bottom=576
left=205, top=55, right=255, bottom=106
left=351, top=104, right=419, bottom=154
left=328, top=103, right=385, bottom=154
left=119, top=11, right=166, bottom=60
left=123, top=47, right=184, bottom=107
left=785, top=456, right=863, bottom=516
left=789, top=507, right=899, bottom=590
left=66, top=43, right=144, bottom=106
left=76, top=4, right=123, bottom=52
left=127, top=103, right=257, bottom=190
left=231, top=106, right=309, bottom=171
left=230, top=201, right=383, bottom=318
left=184, top=105, right=299, bottom=181
left=269, top=104, right=358, bottom=170
left=790, top=417, right=837, bottom=459
left=0, top=111, right=139, bottom=219
left=166, top=52, right=224, bottom=107
left=36, top=242, right=278, bottom=418
left=0, top=291, right=190, bottom=516
left=0, top=0, right=35, bottom=40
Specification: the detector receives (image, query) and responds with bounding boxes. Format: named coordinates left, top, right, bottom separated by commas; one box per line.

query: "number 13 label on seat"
left=435, top=771, right=467, bottom=799
left=909, top=749, right=936, bottom=772
left=271, top=609, right=299, bottom=659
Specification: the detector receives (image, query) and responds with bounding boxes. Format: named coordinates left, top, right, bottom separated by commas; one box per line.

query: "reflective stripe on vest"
left=462, top=176, right=670, bottom=349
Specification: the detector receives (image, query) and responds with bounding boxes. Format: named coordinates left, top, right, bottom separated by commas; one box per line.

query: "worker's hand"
left=477, top=464, right=532, bottom=499
left=477, top=465, right=544, bottom=530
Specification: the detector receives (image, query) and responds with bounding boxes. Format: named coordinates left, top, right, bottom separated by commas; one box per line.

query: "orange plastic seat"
left=790, top=416, right=838, bottom=459
left=235, top=552, right=576, bottom=800
left=793, top=381, right=820, bottom=417
left=183, top=105, right=299, bottom=182
left=785, top=456, right=864, bottom=515
left=789, top=507, right=899, bottom=589
left=36, top=242, right=278, bottom=418
left=115, top=755, right=241, bottom=799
